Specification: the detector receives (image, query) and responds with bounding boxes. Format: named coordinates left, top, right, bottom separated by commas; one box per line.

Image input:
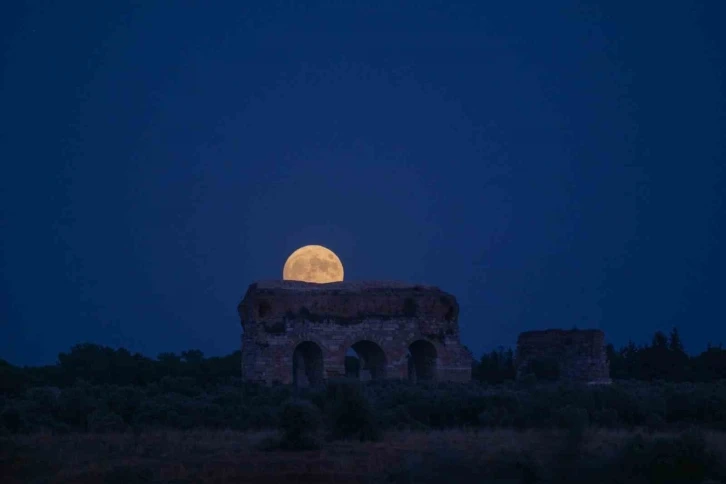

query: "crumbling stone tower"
left=515, top=329, right=611, bottom=384
left=238, top=280, right=472, bottom=386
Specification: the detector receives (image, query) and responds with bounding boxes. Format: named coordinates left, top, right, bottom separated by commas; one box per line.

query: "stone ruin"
left=238, top=280, right=473, bottom=386
left=514, top=329, right=611, bottom=384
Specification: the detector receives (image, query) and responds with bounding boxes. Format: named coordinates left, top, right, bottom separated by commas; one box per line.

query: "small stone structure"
left=238, top=280, right=472, bottom=386
left=515, top=329, right=611, bottom=383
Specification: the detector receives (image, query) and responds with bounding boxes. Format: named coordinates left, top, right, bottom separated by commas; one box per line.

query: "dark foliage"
left=472, top=346, right=516, bottom=384
left=3, top=376, right=726, bottom=436
left=87, top=408, right=126, bottom=433
left=612, top=428, right=726, bottom=484
left=606, top=328, right=726, bottom=383
left=325, top=378, right=381, bottom=441
left=384, top=427, right=726, bottom=484
left=2, top=328, right=726, bottom=440
left=278, top=399, right=322, bottom=450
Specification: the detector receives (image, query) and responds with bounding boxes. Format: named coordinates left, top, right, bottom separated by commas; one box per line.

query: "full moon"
left=283, top=245, right=344, bottom=284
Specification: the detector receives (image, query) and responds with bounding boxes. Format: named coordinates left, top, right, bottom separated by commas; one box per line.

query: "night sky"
left=2, top=2, right=724, bottom=366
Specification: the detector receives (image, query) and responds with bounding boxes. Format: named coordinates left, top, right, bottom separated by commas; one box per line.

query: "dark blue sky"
left=2, top=1, right=724, bottom=366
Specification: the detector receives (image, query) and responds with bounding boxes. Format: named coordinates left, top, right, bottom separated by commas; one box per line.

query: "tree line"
left=0, top=346, right=241, bottom=394
left=2, top=327, right=726, bottom=395
left=473, top=328, right=726, bottom=384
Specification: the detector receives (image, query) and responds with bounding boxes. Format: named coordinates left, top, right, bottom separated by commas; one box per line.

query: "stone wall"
left=515, top=329, right=611, bottom=383
left=239, top=280, right=472, bottom=385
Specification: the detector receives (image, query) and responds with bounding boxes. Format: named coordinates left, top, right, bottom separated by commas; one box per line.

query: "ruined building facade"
left=515, top=329, right=611, bottom=383
left=239, top=280, right=472, bottom=386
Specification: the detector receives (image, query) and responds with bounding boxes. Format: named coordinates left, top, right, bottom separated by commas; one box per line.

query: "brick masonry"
left=238, top=280, right=473, bottom=385
left=515, top=328, right=612, bottom=383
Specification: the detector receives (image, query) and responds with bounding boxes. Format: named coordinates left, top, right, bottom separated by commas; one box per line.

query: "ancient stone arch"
left=346, top=340, right=388, bottom=381
left=339, top=332, right=388, bottom=354
left=288, top=333, right=330, bottom=353
left=239, top=280, right=472, bottom=385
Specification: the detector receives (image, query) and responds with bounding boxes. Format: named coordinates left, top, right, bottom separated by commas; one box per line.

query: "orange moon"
left=283, top=245, right=344, bottom=283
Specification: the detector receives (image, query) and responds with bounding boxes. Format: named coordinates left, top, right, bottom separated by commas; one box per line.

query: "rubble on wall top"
left=250, top=280, right=441, bottom=293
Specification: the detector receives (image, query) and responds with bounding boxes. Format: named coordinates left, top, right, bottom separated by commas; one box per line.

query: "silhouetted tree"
left=652, top=331, right=668, bottom=349
left=669, top=327, right=685, bottom=353
left=691, top=343, right=726, bottom=381
left=474, top=347, right=516, bottom=384
left=607, top=343, right=627, bottom=379
left=0, top=359, right=25, bottom=395
left=181, top=349, right=204, bottom=365
left=56, top=343, right=156, bottom=386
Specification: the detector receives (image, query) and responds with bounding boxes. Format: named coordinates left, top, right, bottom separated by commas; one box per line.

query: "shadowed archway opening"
left=293, top=341, right=324, bottom=388
left=408, top=340, right=437, bottom=382
left=344, top=340, right=387, bottom=381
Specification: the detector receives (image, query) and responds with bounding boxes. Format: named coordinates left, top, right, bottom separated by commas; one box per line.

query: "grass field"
left=3, top=427, right=726, bottom=483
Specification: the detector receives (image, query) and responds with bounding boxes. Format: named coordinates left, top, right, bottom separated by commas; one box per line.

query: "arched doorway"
left=408, top=340, right=437, bottom=382
left=292, top=341, right=324, bottom=388
left=344, top=340, right=387, bottom=381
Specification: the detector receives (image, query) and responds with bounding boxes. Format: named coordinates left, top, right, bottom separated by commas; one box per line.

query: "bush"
left=278, top=399, right=322, bottom=450
left=25, top=387, right=60, bottom=407
left=296, top=386, right=326, bottom=412
left=50, top=421, right=72, bottom=434
left=56, top=383, right=98, bottom=429
left=132, top=396, right=174, bottom=429
left=0, top=406, right=23, bottom=433
left=159, top=377, right=201, bottom=397
left=103, top=385, right=143, bottom=424
left=326, top=378, right=381, bottom=442
left=517, top=373, right=538, bottom=387
left=246, top=404, right=279, bottom=429
left=613, top=429, right=724, bottom=484
left=645, top=413, right=666, bottom=432
left=0, top=360, right=27, bottom=395
left=555, top=405, right=589, bottom=432
left=592, top=408, right=619, bottom=428
left=477, top=406, right=511, bottom=427
left=87, top=409, right=126, bottom=433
